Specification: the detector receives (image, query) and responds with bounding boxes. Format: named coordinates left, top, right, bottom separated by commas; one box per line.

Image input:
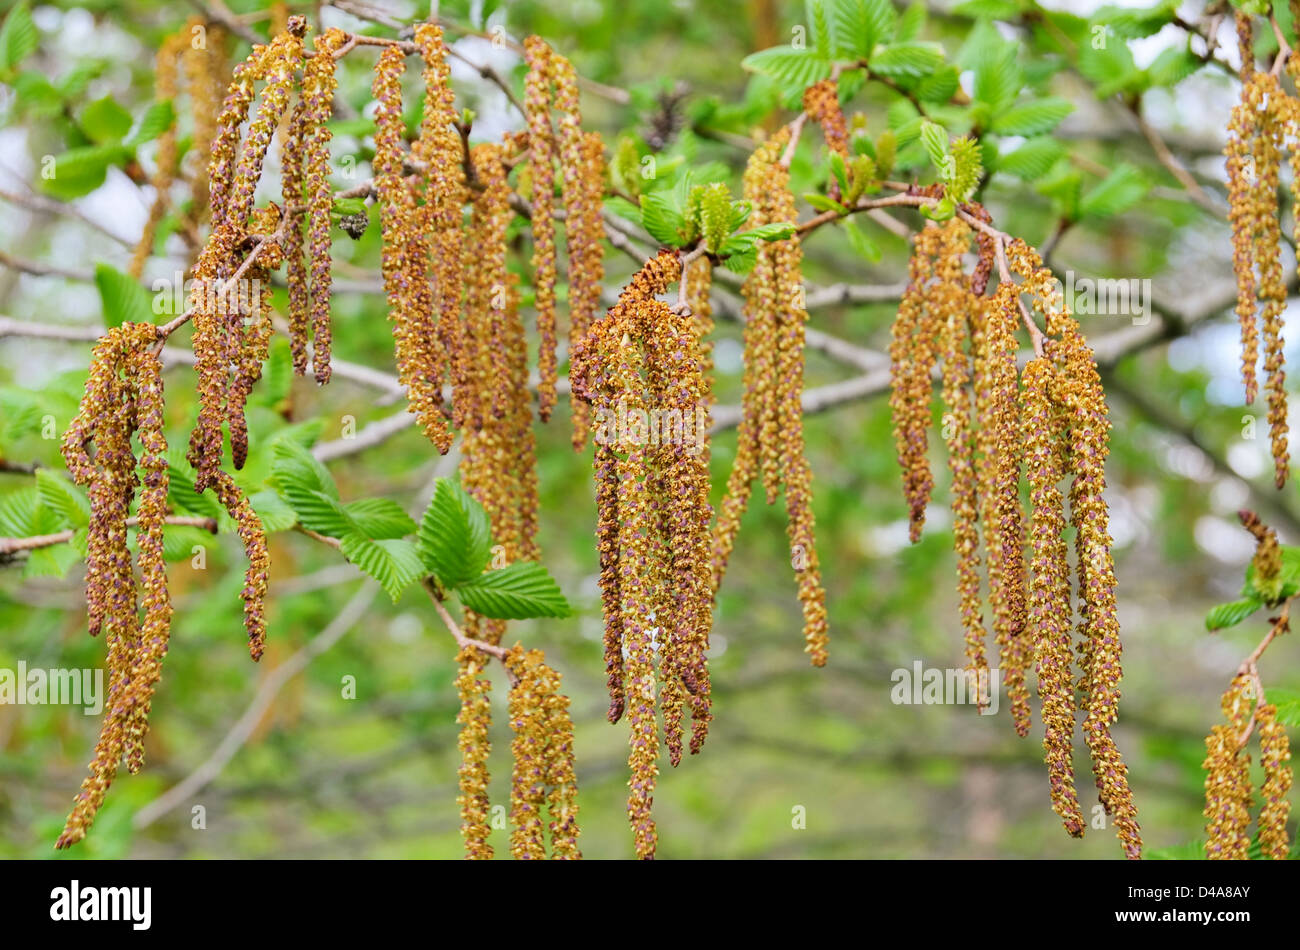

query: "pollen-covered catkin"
left=128, top=28, right=187, bottom=279
left=524, top=36, right=559, bottom=422
left=1256, top=702, right=1293, bottom=859
left=372, top=46, right=453, bottom=453
left=454, top=646, right=494, bottom=859
left=211, top=469, right=270, bottom=661
left=1203, top=675, right=1254, bottom=860
left=1022, top=356, right=1085, bottom=837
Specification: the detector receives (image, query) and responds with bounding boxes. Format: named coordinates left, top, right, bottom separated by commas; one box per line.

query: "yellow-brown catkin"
left=802, top=79, right=850, bottom=199
left=371, top=46, right=453, bottom=454
left=504, top=647, right=582, bottom=860
left=1023, top=356, right=1085, bottom=837
left=890, top=225, right=942, bottom=543
left=937, top=236, right=990, bottom=701
left=454, top=646, right=493, bottom=859
left=713, top=132, right=785, bottom=586
left=414, top=24, right=470, bottom=426
left=1256, top=702, right=1293, bottom=859
left=976, top=278, right=1031, bottom=737
left=285, top=27, right=344, bottom=380
left=524, top=36, right=560, bottom=422
left=211, top=469, right=269, bottom=661
left=1203, top=674, right=1255, bottom=859
left=57, top=323, right=169, bottom=848
left=128, top=28, right=186, bottom=279
left=1017, top=239, right=1141, bottom=858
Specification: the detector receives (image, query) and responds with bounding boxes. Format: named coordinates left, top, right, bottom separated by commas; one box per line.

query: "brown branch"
left=0, top=515, right=218, bottom=557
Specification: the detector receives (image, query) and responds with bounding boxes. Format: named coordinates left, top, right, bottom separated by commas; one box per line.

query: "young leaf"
left=344, top=498, right=417, bottom=540
left=270, top=438, right=338, bottom=499
left=94, top=264, right=153, bottom=329
left=740, top=46, right=833, bottom=88
left=81, top=95, right=134, bottom=145
left=802, top=192, right=850, bottom=214
left=455, top=560, right=572, bottom=619
left=990, top=97, right=1073, bottom=136
left=919, top=119, right=949, bottom=169
left=640, top=190, right=688, bottom=247
left=869, top=42, right=944, bottom=78
left=340, top=536, right=426, bottom=602
left=126, top=99, right=176, bottom=148
left=418, top=478, right=492, bottom=588
left=997, top=137, right=1065, bottom=180
left=247, top=490, right=298, bottom=533
left=35, top=469, right=90, bottom=528
left=1079, top=164, right=1148, bottom=219
left=0, top=2, right=38, bottom=78
left=1265, top=687, right=1300, bottom=727
left=1204, top=597, right=1263, bottom=632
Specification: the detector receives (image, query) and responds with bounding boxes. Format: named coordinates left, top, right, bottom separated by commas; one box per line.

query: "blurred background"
left=0, top=0, right=1296, bottom=859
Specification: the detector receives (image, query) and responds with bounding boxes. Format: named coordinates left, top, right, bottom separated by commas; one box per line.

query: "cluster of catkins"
left=570, top=250, right=716, bottom=859
left=57, top=323, right=172, bottom=848
left=1225, top=12, right=1296, bottom=489
left=1202, top=512, right=1293, bottom=860
left=889, top=217, right=1141, bottom=858
left=712, top=130, right=829, bottom=669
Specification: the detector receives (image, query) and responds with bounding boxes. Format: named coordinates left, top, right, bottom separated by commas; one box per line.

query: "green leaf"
left=40, top=144, right=128, bottom=200
left=841, top=218, right=882, bottom=261
left=916, top=64, right=960, bottom=103
left=808, top=0, right=833, bottom=60
left=919, top=119, right=949, bottom=168
left=270, top=437, right=338, bottom=499
left=455, top=561, right=572, bottom=619
left=0, top=2, right=38, bottom=78
left=720, top=222, right=797, bottom=260
left=895, top=3, right=926, bottom=41
left=1265, top=688, right=1300, bottom=727
left=1146, top=45, right=1203, bottom=87
left=247, top=489, right=297, bottom=533
left=35, top=469, right=90, bottom=529
left=802, top=192, right=850, bottom=214
left=165, top=453, right=223, bottom=519
left=869, top=42, right=945, bottom=78
left=740, top=46, right=833, bottom=88
left=161, top=525, right=216, bottom=563
left=952, top=0, right=1021, bottom=17
left=331, top=196, right=367, bottom=217
left=991, top=97, right=1073, bottom=136
left=24, top=543, right=82, bottom=580
left=1079, top=164, right=1148, bottom=219
left=639, top=190, right=688, bottom=247
left=418, top=478, right=492, bottom=589
left=94, top=263, right=153, bottom=329
left=997, top=137, right=1066, bottom=180
left=81, top=95, right=134, bottom=145
left=972, top=42, right=1021, bottom=114
left=1205, top=597, right=1262, bottom=631
left=126, top=99, right=176, bottom=148
left=340, top=536, right=426, bottom=602
left=345, top=498, right=417, bottom=540
left=12, top=71, right=61, bottom=116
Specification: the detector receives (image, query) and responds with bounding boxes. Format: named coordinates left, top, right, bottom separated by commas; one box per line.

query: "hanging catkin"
left=524, top=36, right=560, bottom=421
left=1203, top=674, right=1255, bottom=860
left=128, top=27, right=187, bottom=279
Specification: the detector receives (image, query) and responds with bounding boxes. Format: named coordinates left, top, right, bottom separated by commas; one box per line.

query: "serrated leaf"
left=35, top=469, right=90, bottom=528
left=126, top=99, right=176, bottom=148
left=997, top=136, right=1065, bottom=180
left=972, top=42, right=1021, bottom=114
left=991, top=97, right=1073, bottom=136
left=161, top=525, right=215, bottom=563
left=247, top=489, right=297, bottom=533
left=94, top=263, right=153, bottom=329
left=340, top=535, right=426, bottom=602
left=270, top=437, right=338, bottom=499
left=283, top=487, right=353, bottom=537
left=841, top=218, right=882, bottom=261
left=166, top=454, right=223, bottom=519
left=1146, top=45, right=1202, bottom=87
left=0, top=2, right=38, bottom=78
left=895, top=3, right=926, bottom=41
left=952, top=0, right=1021, bottom=17
left=808, top=0, right=833, bottom=60
left=639, top=190, right=688, bottom=247
left=869, top=42, right=945, bottom=78
left=345, top=498, right=417, bottom=540
left=24, top=543, right=82, bottom=580
left=916, top=64, right=960, bottom=103
left=1205, top=597, right=1262, bottom=631
left=418, top=478, right=491, bottom=589
left=741, top=46, right=833, bottom=88
left=919, top=119, right=949, bottom=168
left=455, top=560, right=572, bottom=619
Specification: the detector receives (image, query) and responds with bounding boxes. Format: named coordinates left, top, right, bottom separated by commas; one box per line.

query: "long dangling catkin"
left=1022, top=356, right=1085, bottom=837
left=183, top=22, right=225, bottom=233
left=524, top=36, right=559, bottom=422
left=454, top=645, right=494, bottom=859
left=372, top=46, right=453, bottom=454
left=414, top=24, right=470, bottom=424
left=1016, top=239, right=1141, bottom=858
left=285, top=27, right=344, bottom=380
left=1203, top=674, right=1254, bottom=860
left=936, top=228, right=990, bottom=700
left=1256, top=702, right=1293, bottom=859
left=506, top=646, right=550, bottom=859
